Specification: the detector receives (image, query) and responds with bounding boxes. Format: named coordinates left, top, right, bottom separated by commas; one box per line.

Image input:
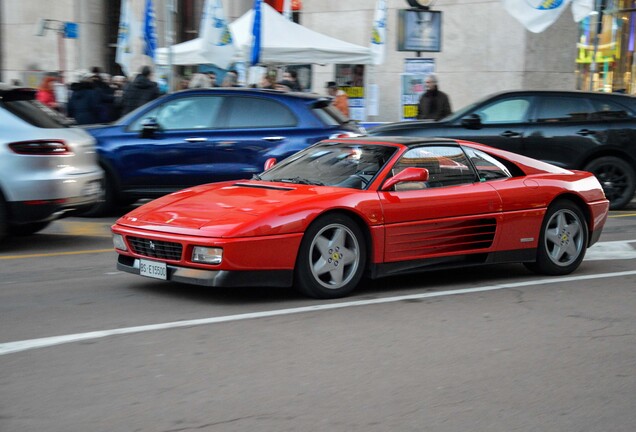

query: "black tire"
left=295, top=214, right=366, bottom=299
left=584, top=156, right=636, bottom=210
left=524, top=200, right=588, bottom=276
left=10, top=221, right=51, bottom=236
left=81, top=172, right=115, bottom=217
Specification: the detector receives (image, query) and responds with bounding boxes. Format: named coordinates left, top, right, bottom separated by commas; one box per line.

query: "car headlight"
left=112, top=233, right=128, bottom=251
left=192, top=246, right=223, bottom=264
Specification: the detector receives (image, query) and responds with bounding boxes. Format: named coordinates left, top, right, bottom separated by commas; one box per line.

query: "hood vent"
left=233, top=182, right=294, bottom=191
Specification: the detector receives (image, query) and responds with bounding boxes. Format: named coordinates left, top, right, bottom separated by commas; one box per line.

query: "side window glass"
left=463, top=147, right=512, bottom=181
left=535, top=97, right=592, bottom=123
left=129, top=96, right=223, bottom=131
left=589, top=99, right=630, bottom=120
left=475, top=98, right=530, bottom=124
left=226, top=97, right=297, bottom=128
left=392, top=145, right=476, bottom=191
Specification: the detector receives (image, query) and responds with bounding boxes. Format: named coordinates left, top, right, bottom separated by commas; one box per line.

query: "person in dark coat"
left=417, top=73, right=452, bottom=121
left=121, top=65, right=161, bottom=115
left=67, top=77, right=100, bottom=125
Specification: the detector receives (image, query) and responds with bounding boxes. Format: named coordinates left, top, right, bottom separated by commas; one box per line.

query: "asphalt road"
left=1, top=207, right=636, bottom=432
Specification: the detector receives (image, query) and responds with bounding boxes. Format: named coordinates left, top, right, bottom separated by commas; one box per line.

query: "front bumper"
left=117, top=254, right=294, bottom=288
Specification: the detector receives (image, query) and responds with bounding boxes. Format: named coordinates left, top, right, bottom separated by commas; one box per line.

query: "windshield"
left=259, top=142, right=398, bottom=189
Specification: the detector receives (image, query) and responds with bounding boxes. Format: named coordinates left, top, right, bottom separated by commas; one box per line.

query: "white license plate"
left=139, top=259, right=167, bottom=280
left=82, top=180, right=102, bottom=196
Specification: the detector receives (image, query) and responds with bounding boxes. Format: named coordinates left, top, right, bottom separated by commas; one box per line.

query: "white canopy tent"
left=155, top=3, right=373, bottom=67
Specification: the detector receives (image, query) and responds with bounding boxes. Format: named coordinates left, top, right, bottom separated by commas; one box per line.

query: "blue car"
left=83, top=88, right=363, bottom=215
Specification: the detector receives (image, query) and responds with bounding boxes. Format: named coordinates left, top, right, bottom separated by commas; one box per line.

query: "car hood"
left=116, top=180, right=358, bottom=238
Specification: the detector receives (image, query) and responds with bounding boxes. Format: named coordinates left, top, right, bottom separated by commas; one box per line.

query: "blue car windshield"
left=259, top=142, right=397, bottom=189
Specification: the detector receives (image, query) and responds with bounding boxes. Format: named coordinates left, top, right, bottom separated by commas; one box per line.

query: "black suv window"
left=225, top=97, right=297, bottom=128
left=474, top=98, right=531, bottom=124
left=535, top=96, right=594, bottom=123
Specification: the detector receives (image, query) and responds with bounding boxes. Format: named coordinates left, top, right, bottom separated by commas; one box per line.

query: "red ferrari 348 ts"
left=111, top=137, right=609, bottom=299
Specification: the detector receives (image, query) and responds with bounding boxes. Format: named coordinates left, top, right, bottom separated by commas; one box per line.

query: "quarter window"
left=463, top=147, right=513, bottom=181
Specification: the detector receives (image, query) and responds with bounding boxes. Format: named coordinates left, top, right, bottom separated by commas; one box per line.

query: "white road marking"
left=585, top=240, right=636, bottom=260
left=2, top=269, right=636, bottom=356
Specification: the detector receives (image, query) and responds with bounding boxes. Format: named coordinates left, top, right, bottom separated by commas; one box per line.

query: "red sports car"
left=111, top=137, right=609, bottom=299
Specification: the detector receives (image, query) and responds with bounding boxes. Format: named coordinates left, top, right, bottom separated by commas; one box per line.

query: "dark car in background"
left=370, top=90, right=636, bottom=209
left=84, top=88, right=363, bottom=215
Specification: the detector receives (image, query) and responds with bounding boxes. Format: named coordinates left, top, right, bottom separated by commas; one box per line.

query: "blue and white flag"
left=115, top=0, right=134, bottom=76
left=371, top=0, right=387, bottom=65
left=251, top=0, right=262, bottom=65
left=502, top=0, right=594, bottom=33
left=200, top=0, right=236, bottom=69
left=143, top=0, right=157, bottom=60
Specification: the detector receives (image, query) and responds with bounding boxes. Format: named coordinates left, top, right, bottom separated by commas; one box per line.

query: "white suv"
left=0, top=84, right=103, bottom=241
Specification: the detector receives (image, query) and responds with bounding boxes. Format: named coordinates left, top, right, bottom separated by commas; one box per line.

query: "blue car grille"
left=128, top=236, right=183, bottom=261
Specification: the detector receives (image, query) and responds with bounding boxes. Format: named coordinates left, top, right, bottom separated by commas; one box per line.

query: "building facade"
left=0, top=0, right=607, bottom=122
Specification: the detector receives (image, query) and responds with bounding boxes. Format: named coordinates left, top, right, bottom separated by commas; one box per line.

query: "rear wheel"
left=295, top=214, right=366, bottom=299
left=524, top=200, right=588, bottom=275
left=584, top=156, right=635, bottom=210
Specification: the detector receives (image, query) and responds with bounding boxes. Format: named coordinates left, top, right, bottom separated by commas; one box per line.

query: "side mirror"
left=461, top=114, right=482, bottom=130
left=381, top=167, right=430, bottom=191
left=264, top=158, right=277, bottom=170
left=140, top=117, right=160, bottom=139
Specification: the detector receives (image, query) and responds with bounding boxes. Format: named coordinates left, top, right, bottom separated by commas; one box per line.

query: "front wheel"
left=524, top=200, right=588, bottom=275
left=584, top=156, right=635, bottom=210
left=295, top=214, right=366, bottom=299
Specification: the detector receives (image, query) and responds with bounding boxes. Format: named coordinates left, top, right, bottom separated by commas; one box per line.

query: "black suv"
left=370, top=90, right=636, bottom=209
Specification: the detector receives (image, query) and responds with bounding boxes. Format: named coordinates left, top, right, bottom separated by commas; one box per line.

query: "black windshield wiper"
left=272, top=177, right=324, bottom=186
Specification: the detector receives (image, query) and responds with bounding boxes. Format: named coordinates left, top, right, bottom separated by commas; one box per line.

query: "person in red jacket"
left=36, top=75, right=58, bottom=110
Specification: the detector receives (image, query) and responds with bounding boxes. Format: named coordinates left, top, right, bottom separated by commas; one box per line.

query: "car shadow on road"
left=119, top=263, right=535, bottom=306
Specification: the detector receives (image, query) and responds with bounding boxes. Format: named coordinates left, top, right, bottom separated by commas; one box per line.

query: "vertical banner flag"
left=251, top=0, right=263, bottom=65
left=200, top=0, right=236, bottom=69
left=143, top=0, right=158, bottom=60
left=502, top=0, right=594, bottom=33
left=282, top=0, right=292, bottom=21
left=116, top=0, right=134, bottom=76
left=371, top=0, right=387, bottom=65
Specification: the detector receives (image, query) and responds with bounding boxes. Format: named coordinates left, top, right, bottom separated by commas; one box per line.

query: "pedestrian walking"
left=121, top=65, right=161, bottom=115
left=67, top=74, right=100, bottom=125
left=416, top=73, right=452, bottom=121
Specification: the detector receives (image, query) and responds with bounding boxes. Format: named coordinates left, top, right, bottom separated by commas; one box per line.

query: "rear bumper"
left=117, top=254, right=294, bottom=288
left=7, top=192, right=102, bottom=225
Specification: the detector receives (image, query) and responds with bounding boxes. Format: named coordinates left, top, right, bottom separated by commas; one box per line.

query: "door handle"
left=577, top=129, right=596, bottom=136
left=184, top=137, right=207, bottom=142
left=262, top=136, right=285, bottom=142
left=500, top=130, right=521, bottom=138
left=217, top=141, right=237, bottom=148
